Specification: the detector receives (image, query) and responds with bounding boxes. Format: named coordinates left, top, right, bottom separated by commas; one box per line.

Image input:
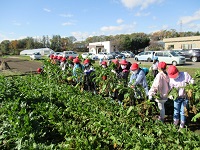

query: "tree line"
left=0, top=29, right=200, bottom=55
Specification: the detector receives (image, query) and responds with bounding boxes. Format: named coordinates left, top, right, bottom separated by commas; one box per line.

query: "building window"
left=192, top=44, right=196, bottom=48
left=167, top=45, right=174, bottom=49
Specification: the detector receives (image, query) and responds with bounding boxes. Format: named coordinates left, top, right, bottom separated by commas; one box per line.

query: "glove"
left=148, top=95, right=153, bottom=100
left=168, top=95, right=174, bottom=99
left=190, top=79, right=194, bottom=84
left=111, top=70, right=116, bottom=74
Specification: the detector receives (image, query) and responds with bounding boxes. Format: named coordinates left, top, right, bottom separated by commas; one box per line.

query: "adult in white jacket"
left=148, top=62, right=170, bottom=122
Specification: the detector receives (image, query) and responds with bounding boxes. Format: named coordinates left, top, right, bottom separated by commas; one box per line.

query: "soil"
left=0, top=57, right=42, bottom=74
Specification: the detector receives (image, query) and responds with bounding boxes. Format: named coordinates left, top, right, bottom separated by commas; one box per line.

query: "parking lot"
left=126, top=58, right=200, bottom=68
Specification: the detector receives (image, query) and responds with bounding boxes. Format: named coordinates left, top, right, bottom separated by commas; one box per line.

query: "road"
left=126, top=58, right=200, bottom=68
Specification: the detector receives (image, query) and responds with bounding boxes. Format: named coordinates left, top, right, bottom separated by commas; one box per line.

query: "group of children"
left=45, top=54, right=194, bottom=130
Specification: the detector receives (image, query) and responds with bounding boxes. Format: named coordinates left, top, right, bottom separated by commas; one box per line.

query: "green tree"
left=50, top=35, right=62, bottom=52
left=0, top=40, right=10, bottom=54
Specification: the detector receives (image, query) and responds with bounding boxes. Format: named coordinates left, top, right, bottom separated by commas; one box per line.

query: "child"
left=150, top=56, right=159, bottom=78
left=167, top=65, right=194, bottom=129
left=148, top=62, right=170, bottom=122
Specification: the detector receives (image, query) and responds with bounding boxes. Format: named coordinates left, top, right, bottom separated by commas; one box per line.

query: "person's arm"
left=148, top=74, right=161, bottom=97
left=133, top=71, right=145, bottom=86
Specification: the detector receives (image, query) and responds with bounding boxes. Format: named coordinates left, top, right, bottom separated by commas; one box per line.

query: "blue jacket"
left=129, top=68, right=148, bottom=95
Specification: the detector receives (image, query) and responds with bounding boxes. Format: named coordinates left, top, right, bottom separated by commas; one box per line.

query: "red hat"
left=101, top=61, right=107, bottom=65
left=57, top=56, right=63, bottom=60
left=158, top=62, right=167, bottom=69
left=168, top=65, right=179, bottom=78
left=68, top=56, right=74, bottom=60
left=37, top=68, right=42, bottom=73
left=112, top=59, right=119, bottom=65
left=84, top=59, right=90, bottom=65
left=73, top=57, right=80, bottom=63
left=50, top=54, right=54, bottom=59
left=61, top=57, right=66, bottom=62
left=53, top=55, right=58, bottom=59
left=119, top=60, right=128, bottom=65
left=130, top=63, right=139, bottom=70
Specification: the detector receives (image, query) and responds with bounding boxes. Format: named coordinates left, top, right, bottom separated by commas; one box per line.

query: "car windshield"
left=170, top=51, right=179, bottom=56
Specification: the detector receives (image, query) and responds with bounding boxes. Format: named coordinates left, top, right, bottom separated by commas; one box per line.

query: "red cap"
left=50, top=54, right=54, bottom=59
left=37, top=68, right=42, bottom=73
left=119, top=60, right=128, bottom=65
left=61, top=57, right=66, bottom=62
left=167, top=65, right=179, bottom=78
left=57, top=56, right=63, bottom=60
left=84, top=59, right=90, bottom=65
left=112, top=59, right=119, bottom=65
left=53, top=55, right=58, bottom=59
left=68, top=56, right=74, bottom=60
left=73, top=57, right=80, bottom=63
left=130, top=63, right=139, bottom=70
left=158, top=62, right=167, bottom=69
left=101, top=61, right=107, bottom=65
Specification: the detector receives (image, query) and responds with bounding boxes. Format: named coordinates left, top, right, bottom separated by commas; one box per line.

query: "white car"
left=30, top=52, right=42, bottom=60
left=97, top=52, right=113, bottom=60
left=63, top=51, right=79, bottom=58
left=121, top=51, right=134, bottom=58
left=81, top=52, right=98, bottom=60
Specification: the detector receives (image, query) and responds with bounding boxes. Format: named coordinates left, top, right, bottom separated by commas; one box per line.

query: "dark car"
left=110, top=51, right=125, bottom=58
left=179, top=49, right=200, bottom=62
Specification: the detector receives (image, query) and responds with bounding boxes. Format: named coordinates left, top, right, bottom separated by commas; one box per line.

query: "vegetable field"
left=0, top=59, right=200, bottom=149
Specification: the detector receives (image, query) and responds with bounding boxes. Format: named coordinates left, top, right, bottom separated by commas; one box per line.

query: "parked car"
left=63, top=51, right=79, bottom=58
left=97, top=52, right=113, bottom=60
left=81, top=52, right=98, bottom=60
left=110, top=51, right=125, bottom=58
left=154, top=50, right=185, bottom=66
left=178, top=49, right=200, bottom=62
left=134, top=51, right=155, bottom=62
left=121, top=51, right=134, bottom=58
left=30, top=52, right=42, bottom=60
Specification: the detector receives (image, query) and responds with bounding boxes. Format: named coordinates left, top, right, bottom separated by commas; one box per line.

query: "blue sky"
left=1, top=0, right=200, bottom=42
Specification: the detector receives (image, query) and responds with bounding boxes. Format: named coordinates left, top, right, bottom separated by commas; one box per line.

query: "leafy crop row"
left=0, top=60, right=199, bottom=149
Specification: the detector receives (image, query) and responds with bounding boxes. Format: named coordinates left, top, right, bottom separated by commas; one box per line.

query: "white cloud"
left=152, top=16, right=157, bottom=20
left=62, top=22, right=75, bottom=26
left=117, top=19, right=124, bottom=24
left=100, top=22, right=137, bottom=34
left=60, top=13, right=73, bottom=18
left=71, top=31, right=90, bottom=41
left=185, top=23, right=200, bottom=31
left=121, top=0, right=163, bottom=10
left=148, top=25, right=157, bottom=29
left=43, top=8, right=51, bottom=12
left=178, top=9, right=200, bottom=24
left=161, top=25, right=169, bottom=30
left=135, top=12, right=150, bottom=16
left=12, top=20, right=21, bottom=26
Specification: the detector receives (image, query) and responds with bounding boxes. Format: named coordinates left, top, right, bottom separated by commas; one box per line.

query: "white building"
left=20, top=48, right=54, bottom=56
left=87, top=41, right=117, bottom=54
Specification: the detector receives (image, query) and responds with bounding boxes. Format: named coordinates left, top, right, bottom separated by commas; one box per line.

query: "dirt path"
left=1, top=57, right=42, bottom=74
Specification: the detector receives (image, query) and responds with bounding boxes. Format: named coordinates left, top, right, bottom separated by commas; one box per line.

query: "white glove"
left=168, top=95, right=174, bottom=99
left=190, top=79, right=194, bottom=84
left=111, top=70, right=116, bottom=74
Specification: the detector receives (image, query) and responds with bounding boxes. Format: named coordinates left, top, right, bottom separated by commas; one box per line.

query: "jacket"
left=148, top=71, right=170, bottom=100
left=129, top=68, right=148, bottom=95
left=169, top=72, right=194, bottom=98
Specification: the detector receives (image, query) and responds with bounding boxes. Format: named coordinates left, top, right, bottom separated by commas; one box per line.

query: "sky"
left=1, top=0, right=200, bottom=42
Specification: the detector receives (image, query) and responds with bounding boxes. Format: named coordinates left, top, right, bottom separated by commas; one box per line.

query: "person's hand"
left=148, top=95, right=152, bottom=100
left=168, top=95, right=173, bottom=99
left=111, top=70, right=116, bottom=74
